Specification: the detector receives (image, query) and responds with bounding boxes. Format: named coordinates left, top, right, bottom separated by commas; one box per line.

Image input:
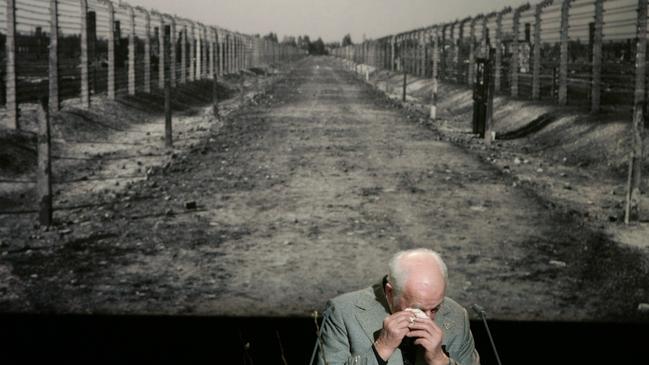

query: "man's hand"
left=406, top=316, right=449, bottom=365
left=374, top=311, right=414, bottom=361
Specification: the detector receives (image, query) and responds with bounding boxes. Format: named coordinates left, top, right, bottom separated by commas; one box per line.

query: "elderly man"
left=318, top=248, right=480, bottom=365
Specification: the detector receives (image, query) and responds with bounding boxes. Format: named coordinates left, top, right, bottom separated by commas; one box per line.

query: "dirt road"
left=1, top=57, right=647, bottom=321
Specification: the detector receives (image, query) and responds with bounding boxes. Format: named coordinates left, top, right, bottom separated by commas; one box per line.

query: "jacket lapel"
left=353, top=281, right=390, bottom=343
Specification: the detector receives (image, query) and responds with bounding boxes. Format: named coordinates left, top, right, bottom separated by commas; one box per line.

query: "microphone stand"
left=471, top=304, right=503, bottom=365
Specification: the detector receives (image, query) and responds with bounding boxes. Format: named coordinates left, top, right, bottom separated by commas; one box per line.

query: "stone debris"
left=638, top=303, right=649, bottom=313
left=549, top=260, right=567, bottom=268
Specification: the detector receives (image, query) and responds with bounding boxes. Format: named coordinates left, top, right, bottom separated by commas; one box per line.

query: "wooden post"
left=49, top=0, right=60, bottom=112
left=169, top=17, right=176, bottom=87
left=591, top=0, right=603, bottom=113
left=127, top=5, right=135, bottom=96
left=37, top=98, right=52, bottom=226
left=80, top=0, right=90, bottom=107
left=495, top=9, right=509, bottom=93
left=559, top=0, right=571, bottom=105
left=158, top=14, right=165, bottom=89
left=5, top=0, right=18, bottom=129
left=142, top=9, right=151, bottom=93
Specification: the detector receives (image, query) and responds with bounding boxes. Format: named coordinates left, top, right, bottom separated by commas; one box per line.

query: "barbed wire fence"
left=333, top=0, right=648, bottom=223
left=0, top=0, right=304, bottom=225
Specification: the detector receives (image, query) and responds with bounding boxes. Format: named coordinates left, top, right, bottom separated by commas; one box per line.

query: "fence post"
left=80, top=0, right=90, bottom=107
left=628, top=0, right=648, bottom=222
left=209, top=27, right=215, bottom=78
left=5, top=0, right=17, bottom=128
left=181, top=21, right=187, bottom=84
left=218, top=29, right=224, bottom=76
left=163, top=25, right=172, bottom=148
left=431, top=26, right=439, bottom=120
left=169, top=17, right=176, bottom=87
left=532, top=3, right=543, bottom=100
left=402, top=58, right=407, bottom=102
left=494, top=10, right=508, bottom=93
left=37, top=98, right=52, bottom=226
left=469, top=16, right=480, bottom=85
left=49, top=0, right=59, bottom=112
left=5, top=0, right=17, bottom=129
left=441, top=24, right=448, bottom=79
left=105, top=0, right=115, bottom=99
left=591, top=0, right=603, bottom=113
left=126, top=4, right=135, bottom=95
left=390, top=35, right=396, bottom=71
left=559, top=0, right=571, bottom=105
left=189, top=22, right=195, bottom=81
left=157, top=14, right=166, bottom=88
left=511, top=6, right=524, bottom=98
left=141, top=9, right=151, bottom=93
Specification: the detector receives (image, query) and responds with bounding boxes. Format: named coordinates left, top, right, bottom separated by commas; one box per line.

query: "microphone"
left=471, top=304, right=503, bottom=365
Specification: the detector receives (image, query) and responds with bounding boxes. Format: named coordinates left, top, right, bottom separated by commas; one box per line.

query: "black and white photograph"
left=0, top=0, right=648, bottom=363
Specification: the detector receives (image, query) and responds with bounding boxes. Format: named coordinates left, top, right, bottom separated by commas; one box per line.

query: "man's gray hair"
left=387, top=248, right=448, bottom=299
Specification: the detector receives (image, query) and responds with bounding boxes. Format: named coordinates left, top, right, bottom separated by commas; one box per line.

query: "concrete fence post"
left=126, top=4, right=135, bottom=95
left=5, top=0, right=17, bottom=129
left=181, top=21, right=187, bottom=84
left=390, top=35, right=396, bottom=71
left=511, top=5, right=525, bottom=98
left=195, top=24, right=202, bottom=79
left=106, top=0, right=115, bottom=99
left=218, top=29, right=224, bottom=76
left=495, top=8, right=511, bottom=93
left=169, top=17, right=176, bottom=87
left=209, top=27, right=215, bottom=78
left=441, top=24, right=448, bottom=79
left=189, top=22, right=195, bottom=81
left=450, top=22, right=458, bottom=81
left=532, top=3, right=543, bottom=100
left=591, top=0, right=603, bottom=113
left=196, top=24, right=207, bottom=80
left=630, top=0, right=648, bottom=216
left=37, top=98, right=52, bottom=226
left=142, top=9, right=151, bottom=92
left=431, top=26, right=440, bottom=120
left=49, top=0, right=59, bottom=112
left=559, top=0, right=571, bottom=105
left=468, top=16, right=480, bottom=85
left=80, top=0, right=90, bottom=107
left=157, top=14, right=166, bottom=89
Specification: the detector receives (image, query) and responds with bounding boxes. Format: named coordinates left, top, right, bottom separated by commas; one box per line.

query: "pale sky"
left=121, top=0, right=527, bottom=43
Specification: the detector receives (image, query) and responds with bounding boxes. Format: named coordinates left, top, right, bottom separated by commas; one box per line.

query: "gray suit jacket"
left=318, top=280, right=480, bottom=365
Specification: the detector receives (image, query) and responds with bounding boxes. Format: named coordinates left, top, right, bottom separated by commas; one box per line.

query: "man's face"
left=393, top=280, right=445, bottom=320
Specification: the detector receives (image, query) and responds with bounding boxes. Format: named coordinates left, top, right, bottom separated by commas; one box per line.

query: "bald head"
left=387, top=248, right=448, bottom=307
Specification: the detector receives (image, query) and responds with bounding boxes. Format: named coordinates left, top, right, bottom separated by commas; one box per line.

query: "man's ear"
left=385, top=281, right=393, bottom=305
